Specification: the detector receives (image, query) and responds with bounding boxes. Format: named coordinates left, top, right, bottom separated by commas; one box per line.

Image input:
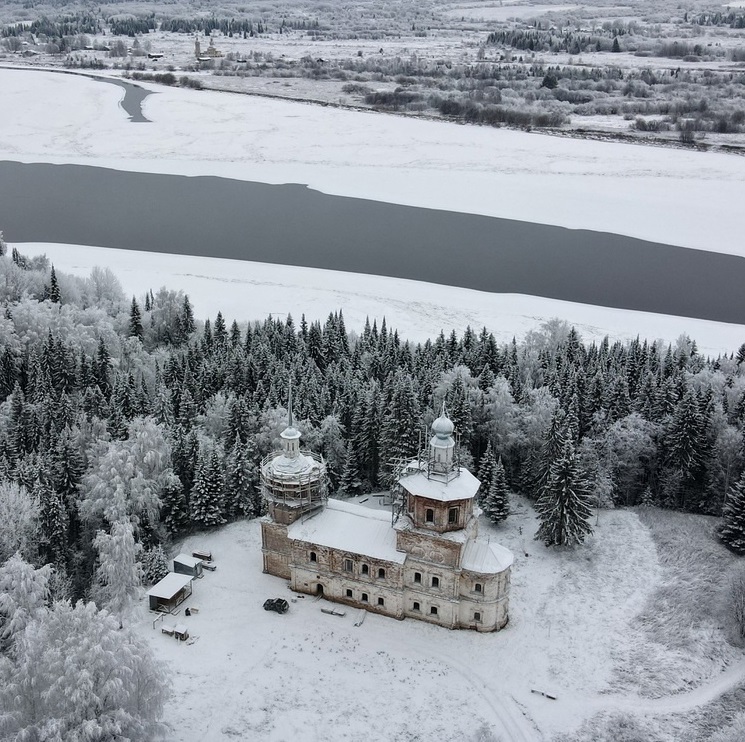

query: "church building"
left=260, top=401, right=513, bottom=632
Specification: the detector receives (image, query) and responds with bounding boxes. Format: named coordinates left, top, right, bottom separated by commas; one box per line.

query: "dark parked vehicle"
left=263, top=598, right=289, bottom=614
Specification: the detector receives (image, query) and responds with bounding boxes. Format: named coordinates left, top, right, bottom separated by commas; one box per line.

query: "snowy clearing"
left=15, top=242, right=745, bottom=355
left=135, top=502, right=745, bottom=742
left=1, top=67, right=745, bottom=258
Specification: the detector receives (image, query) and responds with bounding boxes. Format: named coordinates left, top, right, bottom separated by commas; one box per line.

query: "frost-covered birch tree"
left=92, top=519, right=143, bottom=628
left=0, top=601, right=169, bottom=740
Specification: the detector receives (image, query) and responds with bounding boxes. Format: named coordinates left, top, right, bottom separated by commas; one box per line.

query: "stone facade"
left=260, top=407, right=513, bottom=632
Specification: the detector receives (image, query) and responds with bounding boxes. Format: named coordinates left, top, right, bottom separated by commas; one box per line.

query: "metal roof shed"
left=147, top=572, right=193, bottom=612
left=173, top=553, right=204, bottom=578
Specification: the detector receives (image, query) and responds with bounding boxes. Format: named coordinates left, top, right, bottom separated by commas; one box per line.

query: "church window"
left=413, top=601, right=421, bottom=612
left=430, top=606, right=438, bottom=616
left=377, top=597, right=385, bottom=606
left=448, top=507, right=458, bottom=524
left=378, top=568, right=386, bottom=579
left=346, top=589, right=353, bottom=598
left=361, top=564, right=369, bottom=576
left=474, top=582, right=482, bottom=593
left=362, top=593, right=369, bottom=603
left=344, top=559, right=353, bottom=572
left=425, top=508, right=434, bottom=523
left=414, top=572, right=422, bottom=584
left=431, top=576, right=440, bottom=588
left=310, top=551, right=317, bottom=562
left=474, top=612, right=481, bottom=622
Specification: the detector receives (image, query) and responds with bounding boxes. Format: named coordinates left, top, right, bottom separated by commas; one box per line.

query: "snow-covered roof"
left=174, top=554, right=202, bottom=569
left=147, top=572, right=193, bottom=599
left=398, top=467, right=480, bottom=503
left=461, top=540, right=513, bottom=574
left=287, top=498, right=406, bottom=564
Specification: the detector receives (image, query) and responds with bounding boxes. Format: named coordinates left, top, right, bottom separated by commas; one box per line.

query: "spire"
left=287, top=380, right=294, bottom=429
left=280, top=379, right=301, bottom=457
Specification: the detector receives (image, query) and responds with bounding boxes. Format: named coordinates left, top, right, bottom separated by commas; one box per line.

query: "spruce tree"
left=379, top=372, right=421, bottom=485
left=477, top=441, right=497, bottom=503
left=36, top=480, right=69, bottom=567
left=225, top=435, right=257, bottom=518
left=535, top=441, right=594, bottom=546
left=140, top=544, right=170, bottom=585
left=190, top=447, right=227, bottom=527
left=129, top=297, right=143, bottom=340
left=160, top=475, right=189, bottom=536
left=338, top=440, right=362, bottom=497
left=483, top=457, right=510, bottom=523
left=49, top=265, right=61, bottom=303
left=719, top=472, right=745, bottom=554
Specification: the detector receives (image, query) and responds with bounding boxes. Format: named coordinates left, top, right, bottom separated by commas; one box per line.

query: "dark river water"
left=1, top=160, right=743, bottom=325
left=95, top=77, right=152, bottom=122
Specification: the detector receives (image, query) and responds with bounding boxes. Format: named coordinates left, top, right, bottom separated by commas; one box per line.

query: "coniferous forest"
left=2, top=238, right=745, bottom=733
left=2, top=242, right=745, bottom=591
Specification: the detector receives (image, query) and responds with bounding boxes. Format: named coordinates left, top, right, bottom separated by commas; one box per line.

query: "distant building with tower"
left=260, top=398, right=513, bottom=631
left=195, top=35, right=223, bottom=60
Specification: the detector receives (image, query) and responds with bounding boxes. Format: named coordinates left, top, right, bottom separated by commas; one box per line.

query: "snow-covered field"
left=136, top=502, right=745, bottom=742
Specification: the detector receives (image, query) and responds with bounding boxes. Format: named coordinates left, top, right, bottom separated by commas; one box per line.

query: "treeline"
left=2, top=242, right=745, bottom=606
left=689, top=11, right=745, bottom=29
left=487, top=25, right=744, bottom=61
left=1, top=13, right=99, bottom=39
left=108, top=16, right=156, bottom=37
left=160, top=17, right=269, bottom=36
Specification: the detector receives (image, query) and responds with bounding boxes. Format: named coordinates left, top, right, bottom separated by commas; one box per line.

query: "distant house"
left=148, top=52, right=164, bottom=59
left=146, top=572, right=193, bottom=612
left=261, top=400, right=513, bottom=632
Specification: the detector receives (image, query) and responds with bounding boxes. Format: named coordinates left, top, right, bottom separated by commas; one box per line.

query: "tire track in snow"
left=554, top=657, right=745, bottom=724
left=378, top=631, right=540, bottom=741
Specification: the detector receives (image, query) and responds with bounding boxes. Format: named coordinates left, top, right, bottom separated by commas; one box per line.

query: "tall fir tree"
left=129, top=297, right=144, bottom=340
left=535, top=441, right=594, bottom=547
left=224, top=435, right=258, bottom=518
left=483, top=457, right=510, bottom=523
left=476, top=441, right=497, bottom=503
left=190, top=447, right=227, bottom=527
left=719, top=472, right=745, bottom=554
left=338, top=440, right=362, bottom=497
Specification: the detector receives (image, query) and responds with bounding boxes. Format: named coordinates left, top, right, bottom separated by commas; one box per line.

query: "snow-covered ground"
left=135, top=502, right=745, bottom=742
left=2, top=67, right=745, bottom=258
left=15, top=241, right=745, bottom=355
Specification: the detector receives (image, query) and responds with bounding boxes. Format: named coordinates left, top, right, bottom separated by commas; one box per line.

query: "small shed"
left=173, top=553, right=204, bottom=578
left=147, top=572, right=193, bottom=612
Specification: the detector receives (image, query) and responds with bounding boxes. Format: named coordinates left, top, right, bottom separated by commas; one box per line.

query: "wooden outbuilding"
left=147, top=572, right=193, bottom=612
left=173, top=553, right=204, bottom=578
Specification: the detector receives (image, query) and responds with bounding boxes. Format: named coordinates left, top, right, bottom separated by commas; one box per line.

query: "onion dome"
left=431, top=406, right=455, bottom=439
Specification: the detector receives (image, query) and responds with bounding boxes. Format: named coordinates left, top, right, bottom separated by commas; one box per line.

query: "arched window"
left=448, top=507, right=458, bottom=524
left=378, top=568, right=386, bottom=579
left=309, top=551, right=317, bottom=563
left=425, top=508, right=434, bottom=523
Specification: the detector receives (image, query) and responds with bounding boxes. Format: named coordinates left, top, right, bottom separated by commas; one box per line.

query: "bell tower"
left=260, top=386, right=327, bottom=525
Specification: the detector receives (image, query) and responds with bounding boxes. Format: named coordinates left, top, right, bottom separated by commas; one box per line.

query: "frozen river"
left=1, top=159, right=744, bottom=325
